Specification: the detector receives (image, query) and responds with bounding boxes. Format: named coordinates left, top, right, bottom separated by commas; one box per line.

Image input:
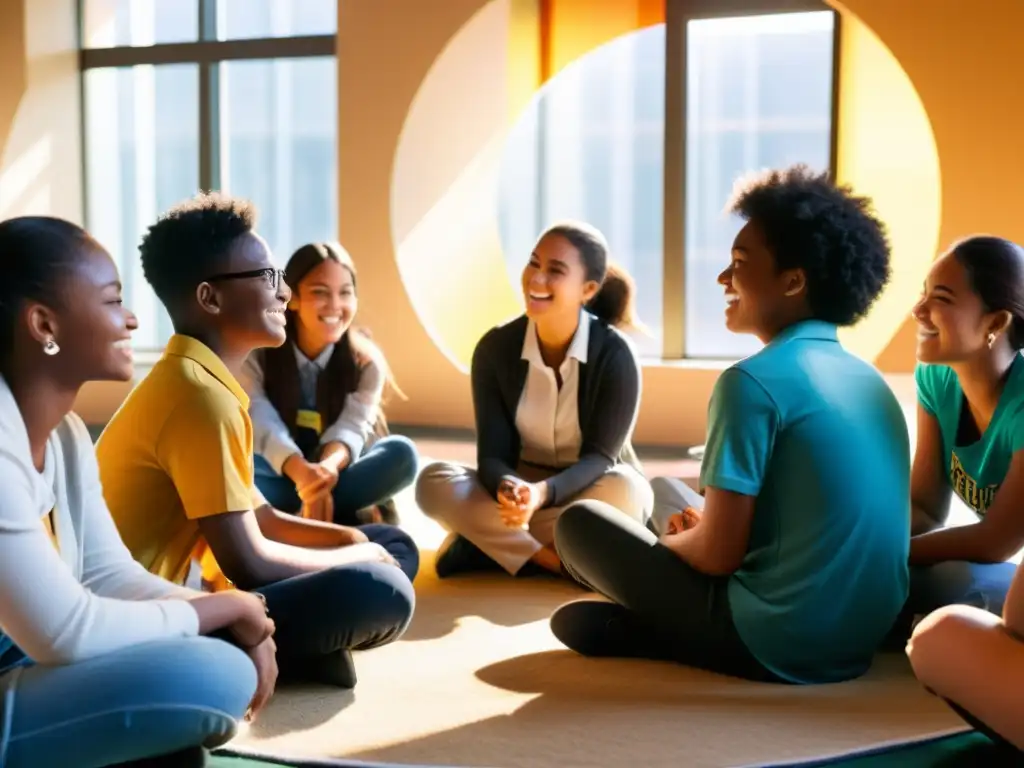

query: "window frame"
left=662, top=0, right=842, bottom=359
left=76, top=0, right=336, bottom=352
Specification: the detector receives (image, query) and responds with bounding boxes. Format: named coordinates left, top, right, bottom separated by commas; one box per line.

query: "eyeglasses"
left=205, top=267, right=286, bottom=291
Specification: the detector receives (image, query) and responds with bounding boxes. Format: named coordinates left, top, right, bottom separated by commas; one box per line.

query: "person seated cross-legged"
left=549, top=167, right=911, bottom=685
left=97, top=193, right=417, bottom=690
left=415, top=223, right=653, bottom=580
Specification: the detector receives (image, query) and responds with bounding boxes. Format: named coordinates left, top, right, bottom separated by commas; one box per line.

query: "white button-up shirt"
left=514, top=310, right=590, bottom=469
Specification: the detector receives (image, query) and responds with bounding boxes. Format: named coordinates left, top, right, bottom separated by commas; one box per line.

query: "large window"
left=498, top=1, right=838, bottom=360
left=79, top=0, right=337, bottom=350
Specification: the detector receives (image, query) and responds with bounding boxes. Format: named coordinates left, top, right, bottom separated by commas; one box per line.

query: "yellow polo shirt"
left=96, top=335, right=255, bottom=585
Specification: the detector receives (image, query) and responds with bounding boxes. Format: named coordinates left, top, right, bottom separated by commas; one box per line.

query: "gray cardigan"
left=471, top=313, right=642, bottom=507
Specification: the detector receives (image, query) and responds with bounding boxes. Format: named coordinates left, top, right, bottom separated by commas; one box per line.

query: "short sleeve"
left=915, top=363, right=955, bottom=417
left=155, top=393, right=254, bottom=519
left=1009, top=403, right=1024, bottom=454
left=699, top=367, right=779, bottom=497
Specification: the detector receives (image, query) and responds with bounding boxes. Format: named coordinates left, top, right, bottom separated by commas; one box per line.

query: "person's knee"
left=143, top=637, right=256, bottom=722
left=363, top=524, right=421, bottom=581
left=589, top=468, right=651, bottom=524
left=414, top=461, right=457, bottom=519
left=383, top=435, right=420, bottom=486
left=907, top=605, right=989, bottom=687
left=323, top=563, right=417, bottom=643
left=555, top=500, right=618, bottom=553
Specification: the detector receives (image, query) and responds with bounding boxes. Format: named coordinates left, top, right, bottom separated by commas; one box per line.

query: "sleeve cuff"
left=322, top=426, right=365, bottom=461
left=160, top=598, right=201, bottom=637
left=262, top=437, right=303, bottom=476
left=700, top=472, right=762, bottom=497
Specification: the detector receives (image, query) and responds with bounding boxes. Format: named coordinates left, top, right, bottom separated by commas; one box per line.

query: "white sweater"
left=0, top=377, right=199, bottom=668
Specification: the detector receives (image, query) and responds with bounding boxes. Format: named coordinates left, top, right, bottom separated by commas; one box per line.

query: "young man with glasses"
left=96, top=192, right=417, bottom=690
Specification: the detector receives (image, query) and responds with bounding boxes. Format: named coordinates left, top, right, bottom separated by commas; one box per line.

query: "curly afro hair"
left=139, top=191, right=257, bottom=310
left=727, top=164, right=891, bottom=327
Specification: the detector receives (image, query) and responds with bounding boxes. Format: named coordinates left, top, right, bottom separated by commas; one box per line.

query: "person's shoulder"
left=590, top=318, right=639, bottom=367
left=914, top=361, right=956, bottom=406
left=713, top=361, right=773, bottom=403
left=473, top=314, right=528, bottom=360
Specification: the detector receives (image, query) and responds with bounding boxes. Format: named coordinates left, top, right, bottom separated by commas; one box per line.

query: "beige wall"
left=7, top=0, right=1021, bottom=442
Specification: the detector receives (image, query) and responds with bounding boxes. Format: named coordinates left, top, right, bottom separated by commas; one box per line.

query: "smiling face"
left=204, top=231, right=291, bottom=350
left=521, top=233, right=599, bottom=324
left=291, top=258, right=357, bottom=350
left=912, top=251, right=1006, bottom=364
left=718, top=221, right=806, bottom=342
left=28, top=244, right=139, bottom=383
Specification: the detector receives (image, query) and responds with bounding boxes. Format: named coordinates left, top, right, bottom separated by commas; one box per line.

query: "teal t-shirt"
left=700, top=320, right=911, bottom=684
left=915, top=355, right=1024, bottom=516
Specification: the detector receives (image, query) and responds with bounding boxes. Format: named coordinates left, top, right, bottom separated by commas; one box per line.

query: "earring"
left=987, top=332, right=996, bottom=349
left=42, top=337, right=60, bottom=356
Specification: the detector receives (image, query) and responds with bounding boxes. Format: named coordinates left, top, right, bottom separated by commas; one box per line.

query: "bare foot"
left=530, top=545, right=562, bottom=574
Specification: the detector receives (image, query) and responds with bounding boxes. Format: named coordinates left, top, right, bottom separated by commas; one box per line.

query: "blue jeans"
left=885, top=560, right=1017, bottom=648
left=0, top=637, right=255, bottom=768
left=908, top=560, right=1016, bottom=615
left=254, top=435, right=419, bottom=526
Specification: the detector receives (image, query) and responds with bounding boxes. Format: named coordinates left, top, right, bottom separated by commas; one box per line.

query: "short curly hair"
left=727, top=165, right=891, bottom=326
left=139, top=191, right=257, bottom=309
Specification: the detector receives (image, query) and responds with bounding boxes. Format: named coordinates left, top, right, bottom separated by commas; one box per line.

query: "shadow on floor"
left=402, top=560, right=584, bottom=642
left=246, top=688, right=356, bottom=739
left=347, top=651, right=962, bottom=768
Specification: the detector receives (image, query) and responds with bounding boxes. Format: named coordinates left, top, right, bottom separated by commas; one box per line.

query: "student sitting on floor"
left=902, top=236, right=1024, bottom=621
left=243, top=241, right=417, bottom=528
left=908, top=556, right=1024, bottom=752
left=548, top=166, right=910, bottom=684
left=0, top=216, right=274, bottom=767
left=416, top=221, right=653, bottom=579
left=95, top=193, right=417, bottom=690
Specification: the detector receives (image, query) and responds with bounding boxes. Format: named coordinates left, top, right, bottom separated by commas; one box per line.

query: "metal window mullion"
left=662, top=0, right=687, bottom=359
left=80, top=35, right=336, bottom=68
left=199, top=61, right=221, bottom=192
left=828, top=10, right=843, bottom=177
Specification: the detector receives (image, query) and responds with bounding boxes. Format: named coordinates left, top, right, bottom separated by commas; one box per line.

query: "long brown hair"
left=260, top=242, right=401, bottom=445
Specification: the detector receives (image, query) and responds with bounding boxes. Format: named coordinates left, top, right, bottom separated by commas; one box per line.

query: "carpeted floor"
left=225, top=437, right=971, bottom=768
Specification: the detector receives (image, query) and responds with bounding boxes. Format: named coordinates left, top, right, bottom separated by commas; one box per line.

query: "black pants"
left=551, top=500, right=780, bottom=682
left=254, top=558, right=415, bottom=675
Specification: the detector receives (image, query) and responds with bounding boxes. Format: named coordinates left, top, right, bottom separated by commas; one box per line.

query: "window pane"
left=217, top=0, right=336, bottom=40
left=683, top=11, right=835, bottom=359
left=83, top=65, right=200, bottom=349
left=497, top=26, right=665, bottom=358
left=82, top=0, right=198, bottom=48
left=220, top=57, right=338, bottom=266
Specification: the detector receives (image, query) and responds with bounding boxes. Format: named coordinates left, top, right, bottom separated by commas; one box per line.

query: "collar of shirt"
left=770, top=319, right=839, bottom=346
left=293, top=341, right=335, bottom=372
left=0, top=375, right=58, bottom=516
left=521, top=309, right=591, bottom=369
left=164, top=334, right=250, bottom=409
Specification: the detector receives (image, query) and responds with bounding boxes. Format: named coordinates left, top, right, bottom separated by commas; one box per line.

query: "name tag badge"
left=296, top=409, right=323, bottom=435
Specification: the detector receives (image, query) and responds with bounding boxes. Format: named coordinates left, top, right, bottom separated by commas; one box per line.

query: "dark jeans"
left=551, top=500, right=780, bottom=682
left=886, top=560, right=1017, bottom=646
left=254, top=435, right=419, bottom=526
left=358, top=523, right=420, bottom=583
left=254, top=559, right=415, bottom=675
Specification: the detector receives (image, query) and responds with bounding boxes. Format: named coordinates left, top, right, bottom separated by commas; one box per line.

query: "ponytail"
left=586, top=261, right=643, bottom=330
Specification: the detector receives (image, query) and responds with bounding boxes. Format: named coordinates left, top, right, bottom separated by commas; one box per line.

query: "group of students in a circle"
left=0, top=164, right=1022, bottom=767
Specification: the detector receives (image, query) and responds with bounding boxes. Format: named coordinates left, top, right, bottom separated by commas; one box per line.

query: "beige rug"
left=229, top=445, right=968, bottom=767
left=231, top=558, right=965, bottom=768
